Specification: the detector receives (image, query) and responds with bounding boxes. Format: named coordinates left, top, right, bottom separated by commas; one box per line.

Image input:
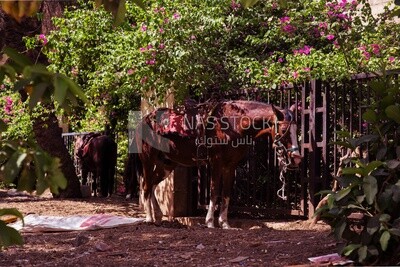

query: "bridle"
left=272, top=111, right=300, bottom=200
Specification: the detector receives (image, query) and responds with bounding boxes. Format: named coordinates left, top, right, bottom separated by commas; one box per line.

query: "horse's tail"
left=100, top=136, right=117, bottom=197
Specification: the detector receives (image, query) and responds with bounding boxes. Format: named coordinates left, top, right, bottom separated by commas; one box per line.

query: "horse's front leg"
left=219, top=167, right=236, bottom=229
left=141, top=165, right=154, bottom=223
left=206, top=162, right=222, bottom=228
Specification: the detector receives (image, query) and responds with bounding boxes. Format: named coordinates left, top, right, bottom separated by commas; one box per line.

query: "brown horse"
left=75, top=133, right=117, bottom=197
left=134, top=100, right=302, bottom=228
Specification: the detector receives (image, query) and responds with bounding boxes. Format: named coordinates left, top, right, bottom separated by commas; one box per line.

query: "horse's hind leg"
left=150, top=163, right=174, bottom=225
left=219, top=167, right=236, bottom=229
left=206, top=161, right=222, bottom=228
left=141, top=163, right=155, bottom=223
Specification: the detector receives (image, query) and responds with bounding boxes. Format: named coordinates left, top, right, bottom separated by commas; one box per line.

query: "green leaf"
left=17, top=166, right=37, bottom=193
left=354, top=134, right=379, bottom=147
left=342, top=167, right=364, bottom=176
left=240, top=0, right=260, bottom=8
left=363, top=109, right=377, bottom=123
left=2, top=151, right=26, bottom=184
left=0, top=221, right=23, bottom=248
left=380, top=231, right=390, bottom=251
left=367, top=215, right=380, bottom=235
left=1, top=64, right=17, bottom=81
left=3, top=47, right=32, bottom=68
left=53, top=75, right=68, bottom=106
left=0, top=119, right=8, bottom=132
left=334, top=219, right=346, bottom=240
left=386, top=160, right=400, bottom=170
left=27, top=64, right=51, bottom=77
left=0, top=208, right=23, bottom=220
left=357, top=246, right=367, bottom=263
left=59, top=75, right=88, bottom=104
left=363, top=175, right=378, bottom=205
left=379, top=214, right=391, bottom=223
left=365, top=161, right=383, bottom=175
left=335, top=187, right=351, bottom=201
left=385, top=105, right=400, bottom=124
left=29, top=82, right=48, bottom=110
left=389, top=228, right=400, bottom=237
left=376, top=146, right=387, bottom=161
left=342, top=243, right=362, bottom=256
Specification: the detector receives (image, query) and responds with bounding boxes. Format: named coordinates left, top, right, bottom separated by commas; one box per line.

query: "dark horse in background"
left=133, top=100, right=302, bottom=228
left=75, top=133, right=117, bottom=197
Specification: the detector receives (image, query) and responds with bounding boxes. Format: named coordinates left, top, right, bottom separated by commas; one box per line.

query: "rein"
left=273, top=118, right=298, bottom=200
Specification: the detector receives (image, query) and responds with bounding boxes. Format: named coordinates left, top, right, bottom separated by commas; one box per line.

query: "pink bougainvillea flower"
left=146, top=59, right=156, bottom=65
left=326, top=34, right=335, bottom=41
left=333, top=40, right=340, bottom=48
left=294, top=45, right=311, bottom=55
left=4, top=96, right=13, bottom=115
left=159, top=43, right=165, bottom=49
left=388, top=56, right=395, bottom=63
left=140, top=76, right=148, bottom=84
left=141, top=24, right=147, bottom=32
left=147, top=44, right=153, bottom=50
left=302, top=45, right=311, bottom=55
left=318, top=22, right=328, bottom=29
left=173, top=12, right=180, bottom=19
left=370, top=44, right=380, bottom=55
left=139, top=47, right=147, bottom=52
left=293, top=71, right=299, bottom=79
left=127, top=69, right=134, bottom=75
left=190, top=35, right=196, bottom=40
left=278, top=58, right=284, bottom=63
left=38, top=34, right=48, bottom=45
left=303, top=67, right=311, bottom=72
left=231, top=0, right=241, bottom=10
left=282, top=24, right=296, bottom=34
left=280, top=16, right=290, bottom=23
left=363, top=51, right=371, bottom=60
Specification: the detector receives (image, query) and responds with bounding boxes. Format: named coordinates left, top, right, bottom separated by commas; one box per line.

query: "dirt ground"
left=0, top=189, right=339, bottom=267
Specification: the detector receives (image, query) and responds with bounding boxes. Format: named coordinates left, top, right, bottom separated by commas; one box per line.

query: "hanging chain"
left=277, top=165, right=287, bottom=200
left=274, top=140, right=291, bottom=201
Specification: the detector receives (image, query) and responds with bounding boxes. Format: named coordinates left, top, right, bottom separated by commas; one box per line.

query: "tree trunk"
left=36, top=0, right=81, bottom=198
left=1, top=1, right=82, bottom=198
left=33, top=105, right=82, bottom=198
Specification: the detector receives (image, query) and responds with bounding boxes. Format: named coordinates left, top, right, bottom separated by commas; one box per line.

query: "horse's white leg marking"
left=205, top=197, right=217, bottom=228
left=144, top=194, right=153, bottom=223
left=151, top=185, right=163, bottom=225
left=218, top=197, right=230, bottom=229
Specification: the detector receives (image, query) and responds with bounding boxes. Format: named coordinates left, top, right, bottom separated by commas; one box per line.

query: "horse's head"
left=271, top=104, right=302, bottom=169
left=74, top=135, right=85, bottom=159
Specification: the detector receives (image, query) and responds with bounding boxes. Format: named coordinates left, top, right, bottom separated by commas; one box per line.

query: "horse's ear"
left=272, top=104, right=284, bottom=121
